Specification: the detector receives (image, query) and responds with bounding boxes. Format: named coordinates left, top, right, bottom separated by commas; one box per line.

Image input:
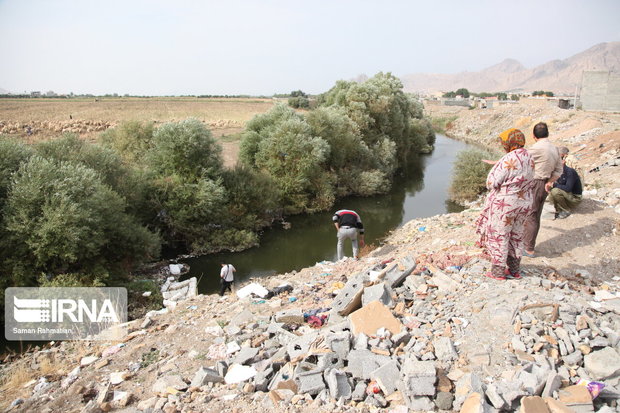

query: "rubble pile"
left=6, top=252, right=620, bottom=413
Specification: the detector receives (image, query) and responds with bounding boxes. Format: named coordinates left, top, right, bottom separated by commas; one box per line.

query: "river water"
left=181, top=134, right=472, bottom=294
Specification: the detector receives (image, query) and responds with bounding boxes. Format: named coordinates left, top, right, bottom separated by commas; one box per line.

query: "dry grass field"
left=0, top=97, right=277, bottom=166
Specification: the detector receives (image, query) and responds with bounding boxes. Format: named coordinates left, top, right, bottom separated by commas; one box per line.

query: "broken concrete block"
left=354, top=333, right=368, bottom=350
left=392, top=330, right=412, bottom=347
left=370, top=360, right=401, bottom=396
left=404, top=395, right=434, bottom=411
left=520, top=396, right=550, bottom=413
left=253, top=366, right=274, bottom=392
left=286, top=331, right=318, bottom=360
left=326, top=331, right=351, bottom=360
left=541, top=372, right=562, bottom=398
left=484, top=383, right=508, bottom=410
left=152, top=374, right=188, bottom=394
left=401, top=358, right=436, bottom=396
left=349, top=300, right=403, bottom=337
left=275, top=308, right=304, bottom=324
left=233, top=347, right=260, bottom=365
left=584, top=347, right=620, bottom=380
left=347, top=349, right=391, bottom=380
left=384, top=255, right=416, bottom=288
left=330, top=272, right=367, bottom=316
left=294, top=370, right=326, bottom=396
left=434, top=337, right=458, bottom=361
left=351, top=381, right=367, bottom=401
left=324, top=369, right=351, bottom=400
left=190, top=367, right=224, bottom=387
left=362, top=282, right=394, bottom=307
left=316, top=352, right=344, bottom=371
left=229, top=309, right=255, bottom=327
left=428, top=268, right=460, bottom=292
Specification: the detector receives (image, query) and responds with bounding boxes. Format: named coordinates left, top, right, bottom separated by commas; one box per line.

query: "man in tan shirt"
left=523, top=122, right=563, bottom=256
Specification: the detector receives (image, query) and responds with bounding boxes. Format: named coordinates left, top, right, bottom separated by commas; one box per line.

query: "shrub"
left=2, top=156, right=160, bottom=281
left=100, top=121, right=155, bottom=164
left=0, top=138, right=34, bottom=209
left=449, top=148, right=499, bottom=203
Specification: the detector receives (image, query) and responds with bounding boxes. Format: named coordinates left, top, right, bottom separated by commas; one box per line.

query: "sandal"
left=522, top=251, right=536, bottom=258
left=504, top=269, right=522, bottom=279
left=484, top=271, right=506, bottom=281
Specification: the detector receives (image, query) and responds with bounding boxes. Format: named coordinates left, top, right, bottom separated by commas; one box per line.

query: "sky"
left=0, top=0, right=619, bottom=96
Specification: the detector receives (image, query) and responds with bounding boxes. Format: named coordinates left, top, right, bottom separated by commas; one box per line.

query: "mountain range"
left=400, top=41, right=620, bottom=95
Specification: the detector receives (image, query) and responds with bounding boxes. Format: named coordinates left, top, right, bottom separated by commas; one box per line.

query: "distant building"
left=580, top=71, right=620, bottom=112
left=30, top=91, right=41, bottom=97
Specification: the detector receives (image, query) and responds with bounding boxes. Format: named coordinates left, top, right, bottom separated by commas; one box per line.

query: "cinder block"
left=190, top=367, right=224, bottom=387
left=433, top=337, right=458, bottom=361
left=347, top=349, right=392, bottom=379
left=316, top=352, right=345, bottom=371
left=295, top=370, right=326, bottom=395
left=330, top=273, right=368, bottom=316
left=370, top=360, right=401, bottom=396
left=326, top=331, right=351, bottom=359
left=406, top=376, right=436, bottom=396
left=362, top=282, right=394, bottom=307
left=286, top=331, right=318, bottom=360
left=233, top=347, right=259, bottom=365
left=324, top=369, right=351, bottom=400
left=384, top=255, right=416, bottom=288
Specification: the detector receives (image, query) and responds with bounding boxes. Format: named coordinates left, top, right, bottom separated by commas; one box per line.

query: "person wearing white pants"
left=333, top=209, right=365, bottom=260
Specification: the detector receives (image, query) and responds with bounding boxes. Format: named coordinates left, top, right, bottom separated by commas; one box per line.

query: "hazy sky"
left=1, top=0, right=618, bottom=96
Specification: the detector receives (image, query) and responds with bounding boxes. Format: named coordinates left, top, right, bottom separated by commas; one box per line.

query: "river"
left=181, top=134, right=472, bottom=294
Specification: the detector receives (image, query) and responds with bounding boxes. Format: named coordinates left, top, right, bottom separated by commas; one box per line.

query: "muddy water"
left=181, top=134, right=472, bottom=294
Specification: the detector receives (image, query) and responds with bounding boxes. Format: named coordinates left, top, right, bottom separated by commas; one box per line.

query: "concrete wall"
left=581, top=71, right=620, bottom=112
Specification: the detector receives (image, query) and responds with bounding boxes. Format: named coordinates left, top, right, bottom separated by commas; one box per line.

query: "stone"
left=557, top=385, right=592, bottom=404
left=287, top=331, right=319, bottom=360
left=563, top=350, right=583, bottom=367
left=275, top=308, right=304, bottom=324
left=229, top=309, right=255, bottom=327
left=541, top=372, right=562, bottom=398
left=370, top=360, right=400, bottom=396
left=401, top=358, right=436, bottom=396
left=434, top=337, right=458, bottom=361
left=428, top=268, right=460, bottom=292
left=351, top=382, right=367, bottom=401
left=362, top=282, right=394, bottom=307
left=435, top=391, right=454, bottom=410
left=485, top=383, right=507, bottom=410
left=316, top=352, right=345, bottom=371
left=152, top=375, right=187, bottom=394
left=326, top=331, right=351, bottom=360
left=190, top=367, right=223, bottom=387
left=80, top=356, right=99, bottom=367
left=349, top=300, right=403, bottom=337
left=233, top=347, right=259, bottom=365
left=520, top=396, right=550, bottom=413
left=584, top=347, right=620, bottom=380
left=512, top=336, right=527, bottom=352
left=544, top=397, right=575, bottom=413
left=136, top=396, right=158, bottom=410
left=459, top=392, right=491, bottom=413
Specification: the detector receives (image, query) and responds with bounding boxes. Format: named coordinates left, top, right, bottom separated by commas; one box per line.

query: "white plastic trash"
left=236, top=282, right=269, bottom=299
left=224, top=364, right=257, bottom=384
left=169, top=264, right=182, bottom=275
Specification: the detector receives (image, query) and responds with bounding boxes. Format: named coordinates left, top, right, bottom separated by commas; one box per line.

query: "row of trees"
left=0, top=72, right=435, bottom=293
left=442, top=88, right=526, bottom=101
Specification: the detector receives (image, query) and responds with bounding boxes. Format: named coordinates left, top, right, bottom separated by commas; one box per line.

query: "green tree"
left=100, top=120, right=155, bottom=164
left=455, top=88, right=470, bottom=98
left=2, top=156, right=159, bottom=283
left=449, top=148, right=499, bottom=203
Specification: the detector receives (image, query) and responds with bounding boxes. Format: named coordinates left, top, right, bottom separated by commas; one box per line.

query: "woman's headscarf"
left=499, top=128, right=525, bottom=153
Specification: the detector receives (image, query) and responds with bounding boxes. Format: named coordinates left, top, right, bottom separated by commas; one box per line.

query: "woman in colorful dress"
left=475, top=128, right=535, bottom=280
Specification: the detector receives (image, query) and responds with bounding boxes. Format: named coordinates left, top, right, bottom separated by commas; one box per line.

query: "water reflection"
left=181, top=134, right=470, bottom=294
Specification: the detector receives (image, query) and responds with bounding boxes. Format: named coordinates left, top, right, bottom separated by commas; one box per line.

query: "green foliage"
left=497, top=92, right=508, bottom=101
left=2, top=156, right=160, bottom=281
left=148, top=118, right=223, bottom=180
left=122, top=279, right=163, bottom=319
left=221, top=165, right=278, bottom=229
left=449, top=148, right=498, bottom=203
left=37, top=273, right=106, bottom=287
left=288, top=90, right=310, bottom=109
left=430, top=116, right=457, bottom=134
left=455, top=88, right=470, bottom=98
left=0, top=137, right=34, bottom=209
left=511, top=94, right=520, bottom=101
left=34, top=134, right=156, bottom=222
left=100, top=120, right=155, bottom=164
left=533, top=90, right=554, bottom=97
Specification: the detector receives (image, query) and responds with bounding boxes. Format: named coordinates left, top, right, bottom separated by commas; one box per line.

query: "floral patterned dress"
left=475, top=148, right=535, bottom=266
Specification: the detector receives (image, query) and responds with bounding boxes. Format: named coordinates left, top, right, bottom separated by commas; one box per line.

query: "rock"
left=583, top=347, right=620, bottom=380
left=434, top=337, right=458, bottom=361
left=80, top=356, right=99, bottom=367
left=520, top=396, right=550, bottom=413
left=190, top=367, right=224, bottom=387
left=435, top=391, right=454, bottom=410
left=459, top=392, right=491, bottom=413
left=152, top=375, right=188, bottom=394
left=349, top=300, right=403, bottom=336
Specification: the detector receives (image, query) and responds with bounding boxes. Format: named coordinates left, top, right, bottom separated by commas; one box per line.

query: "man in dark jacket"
left=549, top=147, right=582, bottom=219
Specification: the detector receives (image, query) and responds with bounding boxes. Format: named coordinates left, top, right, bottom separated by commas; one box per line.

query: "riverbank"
left=2, top=105, right=619, bottom=412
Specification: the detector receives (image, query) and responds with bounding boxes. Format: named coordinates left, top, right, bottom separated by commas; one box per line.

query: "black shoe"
left=557, top=211, right=571, bottom=219
left=554, top=212, right=560, bottom=219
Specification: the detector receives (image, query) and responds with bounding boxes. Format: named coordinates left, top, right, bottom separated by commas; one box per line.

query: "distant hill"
left=401, top=41, right=620, bottom=95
